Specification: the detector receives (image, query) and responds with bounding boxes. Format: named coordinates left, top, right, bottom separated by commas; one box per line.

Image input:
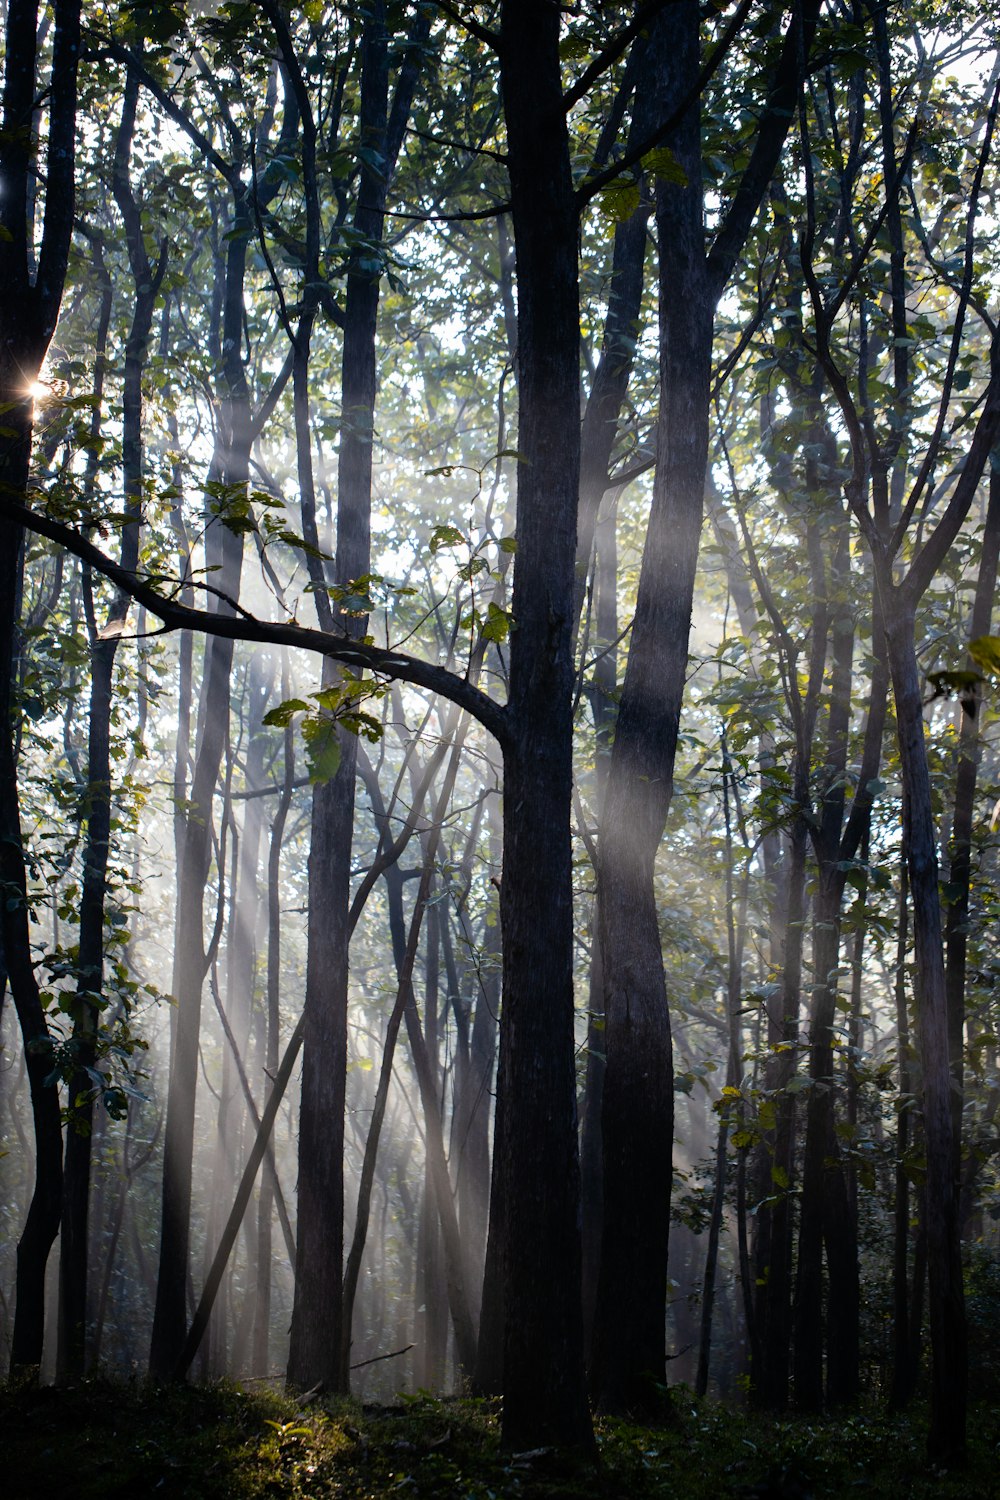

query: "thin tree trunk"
left=252, top=671, right=295, bottom=1375
left=452, top=800, right=500, bottom=1327
left=149, top=210, right=251, bottom=1377
left=752, top=814, right=806, bottom=1411
left=888, top=854, right=916, bottom=1411
left=287, top=1, right=389, bottom=1394
left=341, top=730, right=475, bottom=1380
left=696, top=741, right=747, bottom=1397
left=883, top=599, right=966, bottom=1463
left=945, top=470, right=1000, bottom=1178
left=415, top=898, right=448, bottom=1390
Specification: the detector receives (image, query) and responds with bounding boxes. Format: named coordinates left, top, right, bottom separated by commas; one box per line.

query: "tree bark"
left=252, top=677, right=295, bottom=1376
left=491, top=0, right=593, bottom=1453
left=0, top=0, right=82, bottom=1373
left=57, top=66, right=160, bottom=1379
left=883, top=598, right=966, bottom=1463
left=592, top=0, right=822, bottom=1411
left=287, top=0, right=390, bottom=1395
left=149, top=210, right=251, bottom=1377
left=592, top=1, right=706, bottom=1414
left=945, top=469, right=1000, bottom=1177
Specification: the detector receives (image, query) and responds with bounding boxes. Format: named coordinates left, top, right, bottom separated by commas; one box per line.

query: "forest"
left=2, top=0, right=1000, bottom=1494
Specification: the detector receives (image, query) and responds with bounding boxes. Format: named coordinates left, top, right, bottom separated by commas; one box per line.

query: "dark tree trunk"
left=252, top=688, right=294, bottom=1376
left=288, top=1, right=389, bottom=1394
left=415, top=898, right=450, bottom=1390
left=592, top=2, right=706, bottom=1414
left=945, top=470, right=1000, bottom=1174
left=286, top=705, right=353, bottom=1391
left=751, top=815, right=806, bottom=1411
left=1, top=462, right=64, bottom=1373
left=490, top=0, right=593, bottom=1453
left=57, top=67, right=159, bottom=1379
left=883, top=598, right=966, bottom=1464
left=696, top=744, right=746, bottom=1397
left=591, top=0, right=822, bottom=1412
left=0, top=0, right=82, bottom=1372
left=888, top=854, right=916, bottom=1411
left=793, top=520, right=864, bottom=1410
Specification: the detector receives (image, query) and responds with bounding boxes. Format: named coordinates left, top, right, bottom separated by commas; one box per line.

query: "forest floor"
left=2, top=1378, right=998, bottom=1499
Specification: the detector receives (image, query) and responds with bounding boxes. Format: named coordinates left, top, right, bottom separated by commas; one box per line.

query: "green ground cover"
left=2, top=1379, right=997, bottom=1499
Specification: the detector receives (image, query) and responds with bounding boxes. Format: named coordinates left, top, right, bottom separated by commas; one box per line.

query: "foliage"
left=3, top=1379, right=999, bottom=1498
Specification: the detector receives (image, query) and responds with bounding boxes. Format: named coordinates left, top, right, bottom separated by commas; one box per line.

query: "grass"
left=2, top=1377, right=998, bottom=1498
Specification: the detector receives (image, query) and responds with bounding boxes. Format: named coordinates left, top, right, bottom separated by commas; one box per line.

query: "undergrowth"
left=2, top=1377, right=996, bottom=1498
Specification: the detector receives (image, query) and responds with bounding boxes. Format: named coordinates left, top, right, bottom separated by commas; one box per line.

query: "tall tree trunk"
left=945, top=469, right=1000, bottom=1176
left=252, top=678, right=294, bottom=1376
left=793, top=519, right=863, bottom=1410
left=57, top=67, right=160, bottom=1378
left=592, top=1, right=706, bottom=1414
left=591, top=0, right=822, bottom=1409
left=149, top=212, right=251, bottom=1377
left=580, top=493, right=622, bottom=1348
left=415, top=898, right=448, bottom=1390
left=452, top=799, right=500, bottom=1327
left=203, top=687, right=267, bottom=1373
left=696, top=741, right=746, bottom=1397
left=883, top=598, right=966, bottom=1463
left=888, top=853, right=917, bottom=1410
left=491, top=0, right=593, bottom=1453
left=0, top=0, right=82, bottom=1376
left=287, top=0, right=394, bottom=1394
left=0, top=440, right=64, bottom=1374
left=751, top=814, right=806, bottom=1411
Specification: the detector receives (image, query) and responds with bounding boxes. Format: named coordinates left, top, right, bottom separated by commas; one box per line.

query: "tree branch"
left=2, top=497, right=510, bottom=745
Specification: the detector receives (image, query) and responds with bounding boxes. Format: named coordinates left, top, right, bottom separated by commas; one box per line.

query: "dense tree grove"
left=2, top=0, right=999, bottom=1472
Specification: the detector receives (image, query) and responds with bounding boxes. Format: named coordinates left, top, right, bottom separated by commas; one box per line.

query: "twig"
left=350, top=1342, right=415, bottom=1371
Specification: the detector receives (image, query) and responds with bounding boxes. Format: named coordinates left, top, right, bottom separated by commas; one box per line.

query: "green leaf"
left=303, top=716, right=342, bottom=785
left=262, top=698, right=309, bottom=728
left=482, top=602, right=513, bottom=644
left=429, top=524, right=465, bottom=553
left=596, top=179, right=641, bottom=226
left=642, top=147, right=688, bottom=186
left=969, top=635, right=1000, bottom=676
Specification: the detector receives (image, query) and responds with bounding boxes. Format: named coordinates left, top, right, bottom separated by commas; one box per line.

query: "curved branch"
left=2, top=497, right=510, bottom=745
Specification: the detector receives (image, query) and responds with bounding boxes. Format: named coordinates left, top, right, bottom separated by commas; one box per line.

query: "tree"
left=593, top=0, right=822, bottom=1412
left=0, top=0, right=82, bottom=1373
